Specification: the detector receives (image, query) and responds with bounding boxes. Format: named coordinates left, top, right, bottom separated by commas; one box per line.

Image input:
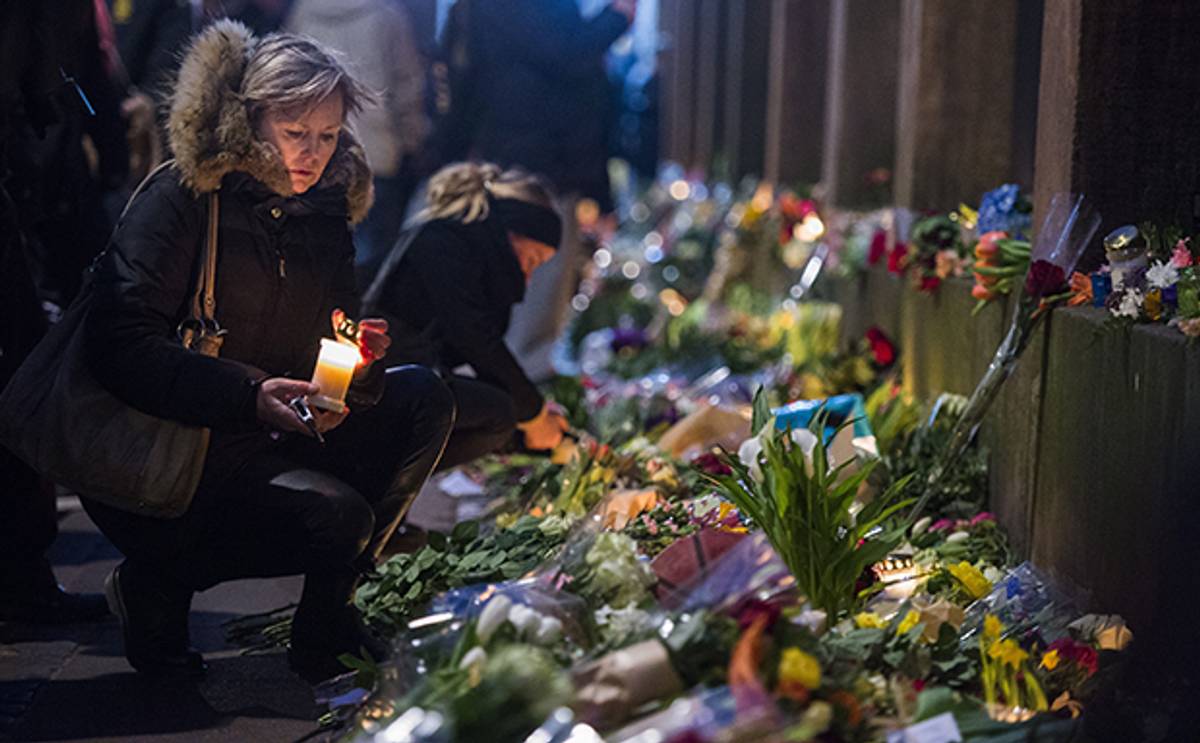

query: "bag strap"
left=190, top=192, right=219, bottom=325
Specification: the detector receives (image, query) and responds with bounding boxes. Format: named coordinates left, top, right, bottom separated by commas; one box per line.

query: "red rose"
left=868, top=230, right=888, bottom=265
left=865, top=326, right=896, bottom=368
left=887, top=241, right=908, bottom=274
left=1024, top=260, right=1067, bottom=299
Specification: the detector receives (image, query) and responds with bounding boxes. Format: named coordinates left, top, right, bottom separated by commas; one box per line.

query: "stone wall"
left=822, top=267, right=1200, bottom=646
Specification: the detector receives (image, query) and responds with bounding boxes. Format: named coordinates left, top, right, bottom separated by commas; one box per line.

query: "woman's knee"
left=275, top=472, right=376, bottom=564
left=385, top=365, right=457, bottom=432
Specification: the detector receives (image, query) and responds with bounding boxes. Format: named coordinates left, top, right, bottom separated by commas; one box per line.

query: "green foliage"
left=885, top=400, right=989, bottom=520
left=704, top=415, right=914, bottom=619
left=357, top=516, right=567, bottom=633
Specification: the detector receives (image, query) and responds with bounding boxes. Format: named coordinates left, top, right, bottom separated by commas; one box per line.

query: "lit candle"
left=309, top=338, right=360, bottom=412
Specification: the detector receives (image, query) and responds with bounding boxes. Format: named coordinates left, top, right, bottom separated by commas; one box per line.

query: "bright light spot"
left=752, top=183, right=774, bottom=212
left=575, top=198, right=600, bottom=228
left=658, top=288, right=687, bottom=316
left=782, top=298, right=798, bottom=311
left=790, top=284, right=804, bottom=299
left=672, top=212, right=693, bottom=231
left=593, top=248, right=612, bottom=269
left=669, top=180, right=691, bottom=201
left=725, top=205, right=745, bottom=228
left=622, top=261, right=641, bottom=279
left=796, top=213, right=826, bottom=242
left=645, top=245, right=664, bottom=263
left=571, top=294, right=591, bottom=312
left=691, top=183, right=709, bottom=201
left=630, top=203, right=651, bottom=222
left=662, top=265, right=680, bottom=283
left=643, top=231, right=664, bottom=248
left=630, top=283, right=649, bottom=300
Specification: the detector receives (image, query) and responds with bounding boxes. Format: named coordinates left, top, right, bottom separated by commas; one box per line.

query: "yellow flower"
left=987, top=638, right=1029, bottom=669
left=947, top=561, right=993, bottom=600
left=895, top=610, right=921, bottom=637
left=778, top=647, right=822, bottom=691
left=854, top=612, right=887, bottom=630
left=1040, top=649, right=1061, bottom=671
left=984, top=614, right=1004, bottom=640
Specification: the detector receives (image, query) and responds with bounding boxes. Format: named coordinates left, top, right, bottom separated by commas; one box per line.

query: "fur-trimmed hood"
left=167, top=20, right=373, bottom=223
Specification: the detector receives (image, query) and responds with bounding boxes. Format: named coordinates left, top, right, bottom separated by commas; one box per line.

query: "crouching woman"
left=81, top=21, right=454, bottom=682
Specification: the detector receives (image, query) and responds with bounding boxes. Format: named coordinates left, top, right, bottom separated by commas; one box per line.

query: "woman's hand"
left=256, top=378, right=349, bottom=437
left=517, top=401, right=570, bottom=451
left=331, top=309, right=391, bottom=368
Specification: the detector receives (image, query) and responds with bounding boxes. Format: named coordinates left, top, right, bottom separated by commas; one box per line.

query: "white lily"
left=476, top=594, right=511, bottom=644
left=507, top=603, right=541, bottom=638
left=911, top=516, right=932, bottom=537
left=737, top=436, right=765, bottom=482
left=534, top=615, right=563, bottom=645
left=945, top=531, right=970, bottom=543
left=458, top=646, right=488, bottom=670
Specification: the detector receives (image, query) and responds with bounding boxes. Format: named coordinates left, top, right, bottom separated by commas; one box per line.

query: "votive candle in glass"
left=310, top=338, right=360, bottom=412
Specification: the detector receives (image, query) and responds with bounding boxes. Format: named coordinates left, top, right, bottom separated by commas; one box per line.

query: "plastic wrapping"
left=660, top=531, right=797, bottom=615
left=959, top=562, right=1082, bottom=649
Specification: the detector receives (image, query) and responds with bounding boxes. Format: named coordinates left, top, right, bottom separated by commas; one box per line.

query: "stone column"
left=763, top=0, right=831, bottom=185
left=820, top=0, right=901, bottom=207
left=1032, top=0, right=1200, bottom=268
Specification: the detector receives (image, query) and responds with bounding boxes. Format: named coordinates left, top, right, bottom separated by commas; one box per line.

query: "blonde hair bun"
left=423, top=161, right=556, bottom=223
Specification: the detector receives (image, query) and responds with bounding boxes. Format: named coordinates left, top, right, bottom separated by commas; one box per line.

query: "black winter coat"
left=83, top=168, right=367, bottom=479
left=372, top=215, right=543, bottom=421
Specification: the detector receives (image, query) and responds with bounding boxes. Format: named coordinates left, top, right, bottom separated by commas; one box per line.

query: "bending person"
left=365, top=163, right=569, bottom=469
left=80, top=21, right=454, bottom=682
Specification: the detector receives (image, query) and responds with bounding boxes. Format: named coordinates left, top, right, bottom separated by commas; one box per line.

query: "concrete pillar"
left=1032, top=0, right=1200, bottom=268
left=691, top=0, right=726, bottom=172
left=763, top=0, right=831, bottom=185
left=820, top=0, right=901, bottom=207
left=893, top=0, right=1025, bottom=211
left=658, top=0, right=697, bottom=166
left=721, top=0, right=771, bottom=179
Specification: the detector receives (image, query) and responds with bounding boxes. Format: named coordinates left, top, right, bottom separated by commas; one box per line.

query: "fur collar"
left=167, top=20, right=373, bottom=224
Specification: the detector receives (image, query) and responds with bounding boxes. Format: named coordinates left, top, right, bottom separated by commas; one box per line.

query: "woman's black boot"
left=104, top=560, right=206, bottom=678
left=288, top=569, right=390, bottom=684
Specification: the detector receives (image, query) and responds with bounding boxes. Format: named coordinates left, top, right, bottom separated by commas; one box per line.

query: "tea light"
left=310, top=338, right=360, bottom=412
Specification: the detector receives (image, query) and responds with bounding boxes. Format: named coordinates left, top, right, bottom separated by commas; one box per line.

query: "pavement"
left=1, top=481, right=473, bottom=743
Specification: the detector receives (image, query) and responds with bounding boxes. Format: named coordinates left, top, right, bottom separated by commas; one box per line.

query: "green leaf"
left=751, top=385, right=772, bottom=434
left=451, top=520, right=480, bottom=543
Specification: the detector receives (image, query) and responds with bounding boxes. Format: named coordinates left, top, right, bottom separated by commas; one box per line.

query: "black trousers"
left=437, top=375, right=521, bottom=471
left=83, top=366, right=455, bottom=620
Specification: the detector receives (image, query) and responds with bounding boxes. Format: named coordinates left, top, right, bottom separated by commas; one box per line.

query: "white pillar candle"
left=309, top=338, right=360, bottom=412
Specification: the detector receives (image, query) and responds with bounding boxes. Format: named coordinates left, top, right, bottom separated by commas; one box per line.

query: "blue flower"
left=977, top=184, right=1032, bottom=236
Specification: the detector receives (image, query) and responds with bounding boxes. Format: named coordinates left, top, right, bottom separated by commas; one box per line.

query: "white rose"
left=946, top=531, right=970, bottom=543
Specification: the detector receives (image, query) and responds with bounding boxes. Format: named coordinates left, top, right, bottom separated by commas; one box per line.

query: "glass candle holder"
left=310, top=338, right=360, bottom=412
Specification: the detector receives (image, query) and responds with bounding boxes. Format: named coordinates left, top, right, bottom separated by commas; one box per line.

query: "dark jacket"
left=82, top=21, right=376, bottom=480
left=373, top=215, right=543, bottom=421
left=455, top=0, right=627, bottom=211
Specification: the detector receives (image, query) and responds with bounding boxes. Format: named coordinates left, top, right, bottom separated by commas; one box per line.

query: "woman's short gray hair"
left=241, top=33, right=375, bottom=123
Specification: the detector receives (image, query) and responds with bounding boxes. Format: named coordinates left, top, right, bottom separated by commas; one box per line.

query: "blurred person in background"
left=0, top=0, right=122, bottom=625
left=365, top=162, right=570, bottom=470
left=435, top=0, right=636, bottom=382
left=285, top=0, right=430, bottom=283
